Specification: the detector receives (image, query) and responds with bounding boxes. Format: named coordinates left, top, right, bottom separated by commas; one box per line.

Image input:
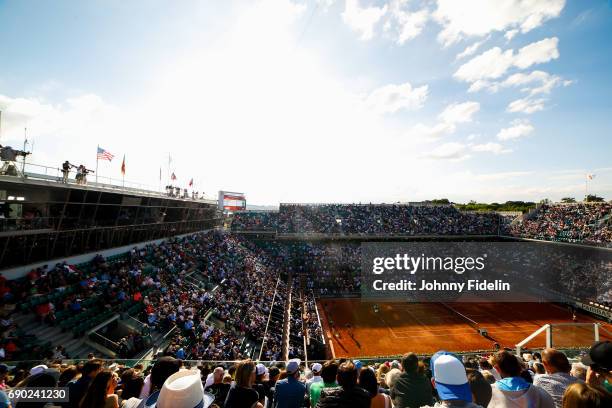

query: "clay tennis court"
left=318, top=299, right=612, bottom=358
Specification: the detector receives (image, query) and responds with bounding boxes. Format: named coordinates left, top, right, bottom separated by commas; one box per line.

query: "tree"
left=585, top=194, right=604, bottom=202
left=430, top=198, right=450, bottom=204
left=561, top=197, right=576, bottom=203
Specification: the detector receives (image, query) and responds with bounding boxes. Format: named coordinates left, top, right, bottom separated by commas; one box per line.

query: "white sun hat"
left=155, top=369, right=214, bottom=408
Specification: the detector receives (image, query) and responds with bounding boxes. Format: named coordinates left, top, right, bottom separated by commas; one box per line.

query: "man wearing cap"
left=274, top=359, right=306, bottom=408
left=309, top=361, right=338, bottom=408
left=533, top=348, right=582, bottom=408
left=489, top=350, right=554, bottom=408
left=306, top=363, right=323, bottom=393
left=255, top=363, right=269, bottom=405
left=421, top=353, right=482, bottom=408
left=390, top=353, right=434, bottom=408
left=317, top=360, right=370, bottom=408
left=582, top=341, right=612, bottom=394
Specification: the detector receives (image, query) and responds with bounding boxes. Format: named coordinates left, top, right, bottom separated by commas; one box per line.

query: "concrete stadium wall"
left=1, top=229, right=213, bottom=280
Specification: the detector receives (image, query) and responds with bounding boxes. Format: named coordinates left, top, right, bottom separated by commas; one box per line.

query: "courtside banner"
left=360, top=242, right=612, bottom=302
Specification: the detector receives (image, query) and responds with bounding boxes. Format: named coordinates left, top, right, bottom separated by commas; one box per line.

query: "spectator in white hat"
left=422, top=352, right=482, bottom=408
left=306, top=363, right=323, bottom=393
left=154, top=369, right=214, bottom=408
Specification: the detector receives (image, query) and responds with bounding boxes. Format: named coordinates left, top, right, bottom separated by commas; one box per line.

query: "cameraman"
left=61, top=160, right=72, bottom=183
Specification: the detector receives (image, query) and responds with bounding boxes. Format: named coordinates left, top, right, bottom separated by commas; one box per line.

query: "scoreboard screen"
left=218, top=191, right=246, bottom=211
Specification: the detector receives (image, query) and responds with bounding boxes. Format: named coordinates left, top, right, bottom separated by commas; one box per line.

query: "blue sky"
left=0, top=0, right=611, bottom=204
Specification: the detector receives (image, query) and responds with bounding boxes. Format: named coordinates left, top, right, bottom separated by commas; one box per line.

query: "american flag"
left=97, top=146, right=114, bottom=161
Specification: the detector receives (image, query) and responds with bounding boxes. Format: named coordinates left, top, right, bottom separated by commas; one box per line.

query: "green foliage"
left=585, top=194, right=605, bottom=202
left=454, top=200, right=536, bottom=213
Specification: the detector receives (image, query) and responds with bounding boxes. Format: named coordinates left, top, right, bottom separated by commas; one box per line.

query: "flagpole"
left=95, top=144, right=99, bottom=184
left=167, top=153, right=171, bottom=186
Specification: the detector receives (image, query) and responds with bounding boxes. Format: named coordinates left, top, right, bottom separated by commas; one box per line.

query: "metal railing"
left=0, top=347, right=593, bottom=370
left=89, top=331, right=120, bottom=352
left=1, top=161, right=217, bottom=204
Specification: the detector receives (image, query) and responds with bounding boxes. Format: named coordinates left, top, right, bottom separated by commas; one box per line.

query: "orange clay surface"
left=317, top=299, right=612, bottom=358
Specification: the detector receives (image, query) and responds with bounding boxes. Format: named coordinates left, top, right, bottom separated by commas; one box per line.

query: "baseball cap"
left=431, top=354, right=472, bottom=402
left=30, top=364, right=48, bottom=376
left=581, top=341, right=612, bottom=371
left=255, top=363, right=267, bottom=376
left=354, top=360, right=363, bottom=371
left=311, top=363, right=322, bottom=373
left=286, top=359, right=300, bottom=374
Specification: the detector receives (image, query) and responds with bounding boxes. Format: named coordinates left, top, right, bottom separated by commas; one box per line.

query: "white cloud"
left=497, top=119, right=534, bottom=141
left=390, top=1, right=429, bottom=45
left=342, top=0, right=388, bottom=40
left=455, top=39, right=486, bottom=60
left=409, top=101, right=479, bottom=141
left=438, top=101, right=480, bottom=124
left=454, top=47, right=515, bottom=82
left=424, top=142, right=471, bottom=161
left=455, top=38, right=560, bottom=89
left=513, top=37, right=559, bottom=69
left=507, top=97, right=546, bottom=114
left=471, top=142, right=512, bottom=154
left=502, top=70, right=571, bottom=96
left=365, top=81, right=428, bottom=114
left=434, top=0, right=565, bottom=46
left=467, top=79, right=499, bottom=93
left=504, top=29, right=519, bottom=41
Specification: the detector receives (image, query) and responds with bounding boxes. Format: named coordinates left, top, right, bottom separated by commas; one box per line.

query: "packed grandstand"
left=231, top=202, right=612, bottom=246
left=0, top=201, right=610, bottom=407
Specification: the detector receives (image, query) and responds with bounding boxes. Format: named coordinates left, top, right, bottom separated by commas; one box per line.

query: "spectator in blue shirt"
left=274, top=359, right=306, bottom=408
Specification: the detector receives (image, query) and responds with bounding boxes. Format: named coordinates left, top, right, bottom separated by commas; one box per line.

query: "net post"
left=595, top=323, right=600, bottom=342
left=546, top=325, right=552, bottom=348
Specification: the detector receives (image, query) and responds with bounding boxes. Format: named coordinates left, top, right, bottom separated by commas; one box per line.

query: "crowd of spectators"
left=230, top=202, right=611, bottom=248
left=304, top=294, right=324, bottom=347
left=0, top=342, right=610, bottom=408
left=510, top=203, right=612, bottom=247
left=126, top=231, right=290, bottom=362
left=288, top=285, right=305, bottom=360
left=0, top=230, right=295, bottom=364
left=277, top=204, right=503, bottom=236
left=231, top=212, right=279, bottom=232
